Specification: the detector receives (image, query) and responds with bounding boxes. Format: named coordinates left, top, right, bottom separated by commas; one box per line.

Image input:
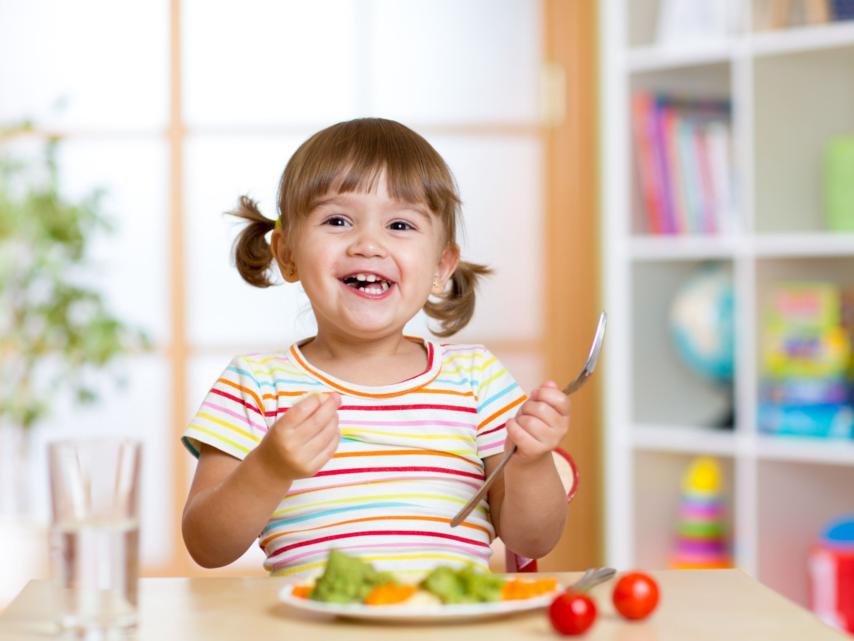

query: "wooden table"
left=0, top=570, right=846, bottom=640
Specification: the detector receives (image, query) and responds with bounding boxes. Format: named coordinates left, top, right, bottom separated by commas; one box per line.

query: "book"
left=664, top=103, right=690, bottom=233
left=695, top=122, right=719, bottom=234
left=758, top=402, right=854, bottom=438
left=632, top=93, right=665, bottom=234
left=652, top=96, right=679, bottom=234
left=631, top=92, right=733, bottom=236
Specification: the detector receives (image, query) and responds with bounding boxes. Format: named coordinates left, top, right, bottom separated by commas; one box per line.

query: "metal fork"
left=567, top=566, right=617, bottom=592
left=449, top=311, right=607, bottom=528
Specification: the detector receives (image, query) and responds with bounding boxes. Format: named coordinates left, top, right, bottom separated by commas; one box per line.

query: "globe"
left=669, top=266, right=735, bottom=384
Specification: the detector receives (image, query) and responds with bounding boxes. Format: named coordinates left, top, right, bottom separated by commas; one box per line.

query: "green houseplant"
left=0, top=126, right=149, bottom=515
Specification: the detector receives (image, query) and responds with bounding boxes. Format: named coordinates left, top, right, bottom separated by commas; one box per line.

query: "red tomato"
left=612, top=572, right=660, bottom=621
left=548, top=591, right=597, bottom=636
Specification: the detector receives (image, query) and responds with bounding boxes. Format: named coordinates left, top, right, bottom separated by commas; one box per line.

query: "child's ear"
left=271, top=229, right=299, bottom=283
left=433, top=243, right=461, bottom=293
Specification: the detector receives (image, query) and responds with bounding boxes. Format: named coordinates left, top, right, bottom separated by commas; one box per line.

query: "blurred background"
left=3, top=0, right=854, bottom=633
left=0, top=0, right=598, bottom=600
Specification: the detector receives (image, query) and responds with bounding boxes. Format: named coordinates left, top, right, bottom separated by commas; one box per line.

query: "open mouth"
left=340, top=272, right=394, bottom=295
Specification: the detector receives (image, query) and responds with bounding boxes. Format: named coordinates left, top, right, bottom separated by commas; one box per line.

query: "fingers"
left=276, top=392, right=339, bottom=432
left=508, top=381, right=571, bottom=458
left=291, top=393, right=341, bottom=437
left=265, top=392, right=342, bottom=479
left=279, top=392, right=327, bottom=427
left=528, top=381, right=571, bottom=416
left=300, top=397, right=341, bottom=449
left=307, top=421, right=341, bottom=470
left=505, top=417, right=542, bottom=453
left=518, top=397, right=562, bottom=429
left=299, top=416, right=340, bottom=469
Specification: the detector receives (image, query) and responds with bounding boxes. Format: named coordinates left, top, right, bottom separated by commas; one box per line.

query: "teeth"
left=344, top=273, right=392, bottom=293
left=352, top=273, right=381, bottom=282
left=360, top=281, right=390, bottom=295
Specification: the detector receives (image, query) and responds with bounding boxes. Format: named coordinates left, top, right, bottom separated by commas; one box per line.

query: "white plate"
left=277, top=584, right=562, bottom=623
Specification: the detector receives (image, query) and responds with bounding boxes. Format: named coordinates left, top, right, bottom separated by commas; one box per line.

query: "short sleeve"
left=472, top=347, right=528, bottom=459
left=181, top=357, right=270, bottom=460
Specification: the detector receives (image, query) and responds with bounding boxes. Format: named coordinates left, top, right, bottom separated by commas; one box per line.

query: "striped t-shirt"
left=182, top=337, right=527, bottom=578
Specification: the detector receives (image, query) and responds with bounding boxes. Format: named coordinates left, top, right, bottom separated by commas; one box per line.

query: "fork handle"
left=448, top=445, right=516, bottom=527
left=569, top=567, right=616, bottom=592
left=562, top=369, right=590, bottom=396
left=450, top=367, right=595, bottom=528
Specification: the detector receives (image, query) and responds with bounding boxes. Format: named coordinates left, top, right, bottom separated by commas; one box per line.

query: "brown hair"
left=228, top=117, right=491, bottom=337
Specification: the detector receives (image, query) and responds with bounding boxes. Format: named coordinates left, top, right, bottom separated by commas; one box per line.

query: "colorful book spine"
left=695, top=122, right=718, bottom=234
left=630, top=92, right=732, bottom=236
left=678, top=118, right=702, bottom=234
left=631, top=93, right=665, bottom=234
left=664, top=104, right=690, bottom=234
left=652, top=95, right=678, bottom=234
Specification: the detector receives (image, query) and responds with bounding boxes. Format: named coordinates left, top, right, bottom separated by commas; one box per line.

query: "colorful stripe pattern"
left=182, top=339, right=526, bottom=578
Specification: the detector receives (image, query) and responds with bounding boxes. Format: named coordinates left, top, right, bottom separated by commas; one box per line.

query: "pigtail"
left=226, top=195, right=278, bottom=288
left=424, top=260, right=493, bottom=337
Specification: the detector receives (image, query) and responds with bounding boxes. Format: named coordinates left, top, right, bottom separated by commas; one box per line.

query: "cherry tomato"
left=548, top=591, right=597, bottom=636
left=612, top=571, right=660, bottom=621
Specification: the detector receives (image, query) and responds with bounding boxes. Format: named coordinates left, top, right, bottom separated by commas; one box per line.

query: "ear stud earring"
left=284, top=264, right=299, bottom=283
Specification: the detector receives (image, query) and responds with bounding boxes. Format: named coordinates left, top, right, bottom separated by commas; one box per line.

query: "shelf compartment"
left=754, top=256, right=854, bottom=446
left=634, top=450, right=736, bottom=569
left=627, top=44, right=734, bottom=73
left=627, top=0, right=664, bottom=49
left=629, top=65, right=732, bottom=107
left=751, top=20, right=854, bottom=57
left=628, top=64, right=733, bottom=237
left=629, top=233, right=854, bottom=260
left=753, top=44, right=854, bottom=233
left=630, top=235, right=741, bottom=260
left=627, top=0, right=746, bottom=49
left=633, top=424, right=739, bottom=456
left=631, top=260, right=736, bottom=427
left=756, top=255, right=854, bottom=291
left=753, top=232, right=854, bottom=257
left=756, top=459, right=854, bottom=608
left=627, top=21, right=854, bottom=74
left=758, top=435, right=854, bottom=465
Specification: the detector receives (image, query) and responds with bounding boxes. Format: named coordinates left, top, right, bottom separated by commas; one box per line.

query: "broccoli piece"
left=310, top=550, right=395, bottom=604
left=420, top=564, right=505, bottom=604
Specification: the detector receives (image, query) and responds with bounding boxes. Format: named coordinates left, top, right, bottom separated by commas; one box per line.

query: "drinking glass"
left=47, top=438, right=142, bottom=638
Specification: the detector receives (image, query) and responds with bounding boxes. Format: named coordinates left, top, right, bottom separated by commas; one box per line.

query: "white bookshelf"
left=601, top=1, right=854, bottom=610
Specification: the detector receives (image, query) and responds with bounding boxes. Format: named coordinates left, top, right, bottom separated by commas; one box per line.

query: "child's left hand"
left=505, top=381, right=570, bottom=464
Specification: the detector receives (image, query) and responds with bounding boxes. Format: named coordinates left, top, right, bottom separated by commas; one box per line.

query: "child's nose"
left=347, top=228, right=388, bottom=258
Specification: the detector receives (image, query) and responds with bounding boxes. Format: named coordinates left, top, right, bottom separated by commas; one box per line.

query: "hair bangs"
left=279, top=119, right=460, bottom=242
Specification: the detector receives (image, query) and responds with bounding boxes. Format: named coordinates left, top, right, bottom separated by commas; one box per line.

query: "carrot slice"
left=291, top=585, right=313, bottom=599
left=501, top=578, right=559, bottom=600
left=364, top=583, right=417, bottom=605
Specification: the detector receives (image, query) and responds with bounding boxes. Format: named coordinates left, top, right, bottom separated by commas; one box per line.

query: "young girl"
left=181, top=118, right=571, bottom=578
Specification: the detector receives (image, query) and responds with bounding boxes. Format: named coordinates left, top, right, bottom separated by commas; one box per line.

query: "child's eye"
left=389, top=220, right=415, bottom=232
left=323, top=215, right=350, bottom=227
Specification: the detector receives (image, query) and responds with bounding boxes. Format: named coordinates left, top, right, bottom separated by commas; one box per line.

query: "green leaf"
left=0, top=130, right=151, bottom=431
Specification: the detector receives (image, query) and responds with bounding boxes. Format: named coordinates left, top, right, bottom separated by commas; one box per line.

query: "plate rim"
left=276, top=582, right=563, bottom=621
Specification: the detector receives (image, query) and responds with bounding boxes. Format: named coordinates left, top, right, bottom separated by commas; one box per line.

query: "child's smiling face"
left=274, top=173, right=459, bottom=342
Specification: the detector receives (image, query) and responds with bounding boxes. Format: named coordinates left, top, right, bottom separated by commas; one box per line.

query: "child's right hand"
left=257, top=392, right=341, bottom=482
